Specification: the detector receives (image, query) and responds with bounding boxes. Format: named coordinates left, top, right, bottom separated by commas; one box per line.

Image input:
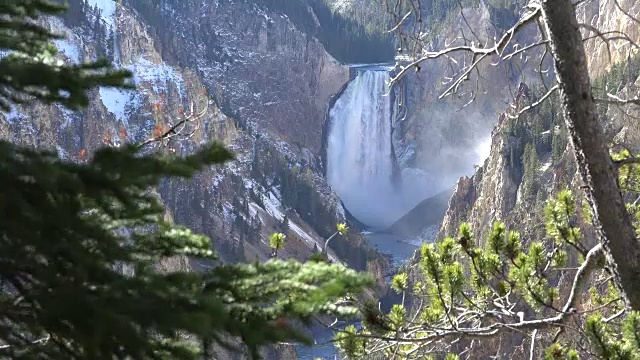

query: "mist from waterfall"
left=327, top=69, right=435, bottom=228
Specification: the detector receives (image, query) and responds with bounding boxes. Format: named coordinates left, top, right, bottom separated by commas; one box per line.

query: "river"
left=296, top=232, right=420, bottom=359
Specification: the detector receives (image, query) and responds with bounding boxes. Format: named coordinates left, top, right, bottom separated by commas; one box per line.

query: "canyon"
left=3, top=0, right=640, bottom=358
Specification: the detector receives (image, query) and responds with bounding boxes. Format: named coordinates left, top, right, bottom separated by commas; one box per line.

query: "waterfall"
left=327, top=69, right=399, bottom=228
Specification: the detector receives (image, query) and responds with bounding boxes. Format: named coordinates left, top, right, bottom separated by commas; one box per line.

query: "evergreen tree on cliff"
left=0, top=1, right=369, bottom=358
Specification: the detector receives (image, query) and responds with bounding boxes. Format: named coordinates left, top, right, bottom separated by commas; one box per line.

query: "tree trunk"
left=324, top=231, right=338, bottom=254
left=541, top=0, right=640, bottom=309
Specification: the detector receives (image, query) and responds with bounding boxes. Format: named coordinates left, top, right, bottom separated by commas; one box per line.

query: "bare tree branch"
left=613, top=156, right=640, bottom=168
left=528, top=329, right=537, bottom=360
left=389, top=5, right=542, bottom=91
left=139, top=98, right=209, bottom=149
left=595, top=93, right=640, bottom=106
left=506, top=84, right=559, bottom=119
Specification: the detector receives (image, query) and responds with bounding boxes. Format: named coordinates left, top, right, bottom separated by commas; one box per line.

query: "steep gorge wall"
left=390, top=0, right=640, bottom=242
left=114, top=1, right=388, bottom=270
left=391, top=4, right=539, bottom=188
left=125, top=0, right=349, bottom=154
left=157, top=1, right=382, bottom=262
left=579, top=0, right=640, bottom=78
left=283, top=0, right=640, bottom=238
left=438, top=0, right=640, bottom=242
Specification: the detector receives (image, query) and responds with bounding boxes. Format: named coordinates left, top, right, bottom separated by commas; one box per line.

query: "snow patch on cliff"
left=335, top=202, right=346, bottom=221
left=130, top=57, right=184, bottom=97
left=56, top=105, right=77, bottom=128
left=289, top=221, right=316, bottom=246
left=99, top=87, right=137, bottom=125
left=222, top=202, right=236, bottom=222
left=54, top=39, right=81, bottom=64
left=1, top=107, right=23, bottom=124
left=55, top=145, right=72, bottom=161
left=47, top=17, right=81, bottom=64
left=212, top=174, right=224, bottom=188
left=243, top=179, right=254, bottom=190
left=99, top=56, right=184, bottom=125
left=248, top=202, right=260, bottom=218
left=540, top=159, right=552, bottom=173
left=262, top=192, right=285, bottom=221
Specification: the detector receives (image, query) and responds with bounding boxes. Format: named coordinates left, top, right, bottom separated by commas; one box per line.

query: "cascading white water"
left=327, top=69, right=400, bottom=228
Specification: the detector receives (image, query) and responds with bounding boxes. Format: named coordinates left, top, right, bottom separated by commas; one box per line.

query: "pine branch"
left=338, top=244, right=604, bottom=351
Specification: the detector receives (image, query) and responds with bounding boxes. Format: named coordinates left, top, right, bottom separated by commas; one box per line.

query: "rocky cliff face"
left=9, top=0, right=351, bottom=262
left=134, top=0, right=349, bottom=154
left=397, top=0, right=640, bottom=179
left=437, top=0, right=640, bottom=243
left=578, top=0, right=640, bottom=78
left=391, top=4, right=540, bottom=191
left=437, top=88, right=549, bottom=244
left=111, top=0, right=375, bottom=267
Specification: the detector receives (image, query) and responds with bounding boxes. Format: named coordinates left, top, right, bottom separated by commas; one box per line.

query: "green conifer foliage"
left=551, top=124, right=568, bottom=162
left=0, top=142, right=370, bottom=358
left=336, top=189, right=640, bottom=359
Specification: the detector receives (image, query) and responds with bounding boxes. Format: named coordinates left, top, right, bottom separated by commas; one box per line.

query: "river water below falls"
left=296, top=232, right=419, bottom=359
